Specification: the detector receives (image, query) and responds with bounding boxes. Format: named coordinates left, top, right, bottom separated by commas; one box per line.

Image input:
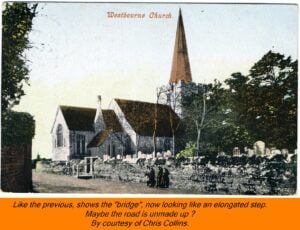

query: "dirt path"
left=32, top=172, right=195, bottom=194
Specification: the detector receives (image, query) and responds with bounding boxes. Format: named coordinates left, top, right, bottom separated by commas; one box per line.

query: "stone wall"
left=1, top=144, right=32, bottom=192
left=1, top=111, right=35, bottom=192
left=39, top=154, right=297, bottom=195
left=90, top=157, right=297, bottom=195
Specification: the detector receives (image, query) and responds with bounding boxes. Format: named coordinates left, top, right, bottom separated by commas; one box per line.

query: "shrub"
left=176, top=142, right=196, bottom=158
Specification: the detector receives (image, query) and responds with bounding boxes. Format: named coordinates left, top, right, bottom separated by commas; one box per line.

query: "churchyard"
left=34, top=141, right=297, bottom=195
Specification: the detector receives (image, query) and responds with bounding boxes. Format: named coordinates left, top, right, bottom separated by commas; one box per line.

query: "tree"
left=163, top=84, right=182, bottom=156
left=2, top=2, right=37, bottom=111
left=221, top=72, right=255, bottom=152
left=183, top=80, right=227, bottom=156
left=248, top=51, right=297, bottom=149
left=225, top=51, right=297, bottom=150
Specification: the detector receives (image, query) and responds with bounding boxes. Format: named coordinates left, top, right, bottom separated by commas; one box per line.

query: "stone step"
left=76, top=174, right=93, bottom=179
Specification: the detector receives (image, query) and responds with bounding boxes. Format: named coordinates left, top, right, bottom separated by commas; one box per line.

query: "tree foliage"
left=2, top=2, right=37, bottom=111
left=1, top=111, right=35, bottom=147
left=183, top=80, right=228, bottom=155
left=176, top=142, right=196, bottom=158
left=183, top=51, right=297, bottom=154
left=225, top=51, right=297, bottom=150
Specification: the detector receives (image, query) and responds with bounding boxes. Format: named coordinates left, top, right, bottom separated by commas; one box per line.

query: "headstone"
left=253, top=141, right=265, bottom=156
left=248, top=149, right=255, bottom=157
left=233, top=147, right=240, bottom=156
left=103, top=154, right=110, bottom=161
left=218, top=152, right=225, bottom=156
left=138, top=151, right=142, bottom=158
left=281, top=149, right=289, bottom=156
left=166, top=150, right=172, bottom=157
left=271, top=148, right=281, bottom=156
left=265, top=148, right=271, bottom=156
left=157, top=152, right=162, bottom=158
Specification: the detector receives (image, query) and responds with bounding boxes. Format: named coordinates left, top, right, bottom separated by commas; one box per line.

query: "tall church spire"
left=169, top=9, right=192, bottom=84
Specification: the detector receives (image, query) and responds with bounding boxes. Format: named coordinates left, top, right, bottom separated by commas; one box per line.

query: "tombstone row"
left=231, top=141, right=294, bottom=157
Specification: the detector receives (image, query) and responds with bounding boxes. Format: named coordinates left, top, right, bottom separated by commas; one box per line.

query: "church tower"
left=158, top=9, right=200, bottom=118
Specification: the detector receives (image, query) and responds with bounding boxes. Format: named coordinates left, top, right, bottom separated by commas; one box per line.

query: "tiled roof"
left=60, top=106, right=96, bottom=131
left=115, top=99, right=181, bottom=137
left=60, top=106, right=122, bottom=132
left=102, top=110, right=123, bottom=132
left=87, top=129, right=112, bottom=148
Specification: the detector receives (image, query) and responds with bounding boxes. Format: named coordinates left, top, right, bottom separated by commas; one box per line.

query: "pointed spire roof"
left=169, top=9, right=192, bottom=84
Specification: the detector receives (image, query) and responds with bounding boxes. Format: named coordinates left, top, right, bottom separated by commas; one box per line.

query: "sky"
left=13, top=2, right=298, bottom=159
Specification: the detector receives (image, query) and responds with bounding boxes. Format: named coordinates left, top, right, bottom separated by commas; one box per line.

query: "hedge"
left=1, top=111, right=35, bottom=147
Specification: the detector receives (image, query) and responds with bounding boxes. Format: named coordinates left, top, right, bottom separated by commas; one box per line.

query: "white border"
left=0, top=0, right=299, bottom=198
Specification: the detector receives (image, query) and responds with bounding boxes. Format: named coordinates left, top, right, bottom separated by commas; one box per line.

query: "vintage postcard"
left=1, top=1, right=298, bottom=196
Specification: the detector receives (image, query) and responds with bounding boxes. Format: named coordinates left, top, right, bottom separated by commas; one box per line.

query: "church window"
left=112, top=144, right=116, bottom=158
left=164, top=139, right=171, bottom=150
left=125, top=136, right=131, bottom=154
left=76, top=135, right=81, bottom=154
left=81, top=136, right=86, bottom=154
left=70, top=133, right=75, bottom=143
left=56, top=124, right=63, bottom=147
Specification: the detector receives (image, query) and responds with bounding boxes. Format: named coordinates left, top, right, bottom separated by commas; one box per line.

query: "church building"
left=51, top=9, right=199, bottom=161
left=158, top=9, right=202, bottom=119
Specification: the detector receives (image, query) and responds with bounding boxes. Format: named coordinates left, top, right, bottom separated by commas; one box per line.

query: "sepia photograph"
left=1, top=1, right=297, bottom=195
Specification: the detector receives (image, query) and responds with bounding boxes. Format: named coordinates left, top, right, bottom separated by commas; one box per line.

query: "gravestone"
left=218, top=152, right=226, bottom=156
left=248, top=149, right=255, bottom=157
left=281, top=149, right=289, bottom=157
left=265, top=148, right=271, bottom=156
left=103, top=154, right=110, bottom=161
left=271, top=148, right=281, bottom=156
left=233, top=147, right=240, bottom=156
left=146, top=154, right=153, bottom=159
left=253, top=141, right=265, bottom=156
left=138, top=151, right=145, bottom=158
left=166, top=150, right=172, bottom=157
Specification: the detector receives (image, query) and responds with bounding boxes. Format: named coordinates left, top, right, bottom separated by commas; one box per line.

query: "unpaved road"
left=32, top=172, right=195, bottom=194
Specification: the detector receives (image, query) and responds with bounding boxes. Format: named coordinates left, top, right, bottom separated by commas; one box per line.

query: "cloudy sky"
left=13, top=2, right=297, bottom=159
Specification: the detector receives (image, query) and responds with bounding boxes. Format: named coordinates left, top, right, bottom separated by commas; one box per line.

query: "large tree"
left=2, top=2, right=37, bottom=111
left=225, top=51, right=297, bottom=150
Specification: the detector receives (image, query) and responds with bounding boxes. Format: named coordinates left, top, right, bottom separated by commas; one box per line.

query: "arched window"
left=56, top=124, right=63, bottom=147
